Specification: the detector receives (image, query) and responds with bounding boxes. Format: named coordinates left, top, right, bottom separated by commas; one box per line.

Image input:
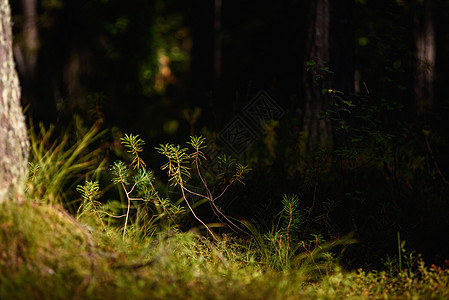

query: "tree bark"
left=0, top=0, right=30, bottom=203
left=303, top=0, right=333, bottom=149
left=413, top=0, right=435, bottom=117
left=302, top=0, right=355, bottom=149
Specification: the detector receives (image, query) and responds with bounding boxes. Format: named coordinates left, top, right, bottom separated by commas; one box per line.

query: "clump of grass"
left=27, top=117, right=108, bottom=210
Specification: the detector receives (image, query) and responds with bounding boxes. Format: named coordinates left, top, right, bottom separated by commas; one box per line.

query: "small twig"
left=182, top=186, right=208, bottom=199
left=363, top=81, right=370, bottom=95
left=121, top=180, right=131, bottom=239
left=97, top=211, right=127, bottom=218
left=424, top=134, right=449, bottom=185
left=192, top=149, right=249, bottom=235
left=180, top=181, right=216, bottom=240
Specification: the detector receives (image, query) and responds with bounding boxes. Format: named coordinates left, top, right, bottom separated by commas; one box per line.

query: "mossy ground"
left=1, top=200, right=449, bottom=299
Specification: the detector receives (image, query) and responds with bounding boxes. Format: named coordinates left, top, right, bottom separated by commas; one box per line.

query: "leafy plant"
left=120, top=133, right=146, bottom=169
left=77, top=133, right=250, bottom=240
left=306, top=59, right=334, bottom=81
left=107, top=136, right=184, bottom=239
left=76, top=180, right=105, bottom=228
left=156, top=135, right=251, bottom=239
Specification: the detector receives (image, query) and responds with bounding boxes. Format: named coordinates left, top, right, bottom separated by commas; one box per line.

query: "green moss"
left=1, top=200, right=449, bottom=299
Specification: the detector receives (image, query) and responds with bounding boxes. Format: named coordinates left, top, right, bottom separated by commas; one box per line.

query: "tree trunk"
left=0, top=0, right=30, bottom=203
left=303, top=0, right=333, bottom=149
left=12, top=0, right=39, bottom=110
left=330, top=0, right=354, bottom=98
left=302, top=0, right=355, bottom=149
left=214, top=0, right=222, bottom=82
left=413, top=0, right=435, bottom=117
left=330, top=0, right=355, bottom=146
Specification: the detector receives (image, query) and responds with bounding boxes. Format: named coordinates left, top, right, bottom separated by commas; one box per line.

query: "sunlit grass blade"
left=27, top=118, right=108, bottom=210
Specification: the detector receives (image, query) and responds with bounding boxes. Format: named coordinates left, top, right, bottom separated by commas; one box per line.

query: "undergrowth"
left=1, top=199, right=449, bottom=299
left=1, top=113, right=449, bottom=299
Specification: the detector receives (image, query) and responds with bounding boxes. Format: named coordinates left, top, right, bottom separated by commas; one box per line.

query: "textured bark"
left=0, top=0, right=30, bottom=203
left=414, top=0, right=435, bottom=116
left=303, top=0, right=354, bottom=149
left=303, top=0, right=332, bottom=148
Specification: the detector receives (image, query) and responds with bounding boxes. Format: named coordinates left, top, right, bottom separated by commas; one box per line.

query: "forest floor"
left=1, top=200, right=449, bottom=300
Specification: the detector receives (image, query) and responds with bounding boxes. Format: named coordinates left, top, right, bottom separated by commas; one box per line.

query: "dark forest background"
left=10, top=0, right=449, bottom=268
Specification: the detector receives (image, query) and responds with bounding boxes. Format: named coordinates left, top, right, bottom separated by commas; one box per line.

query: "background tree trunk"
left=330, top=0, right=355, bottom=98
left=0, top=0, right=30, bottom=203
left=12, top=0, right=39, bottom=111
left=303, top=0, right=355, bottom=149
left=413, top=0, right=435, bottom=117
left=303, top=0, right=333, bottom=149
